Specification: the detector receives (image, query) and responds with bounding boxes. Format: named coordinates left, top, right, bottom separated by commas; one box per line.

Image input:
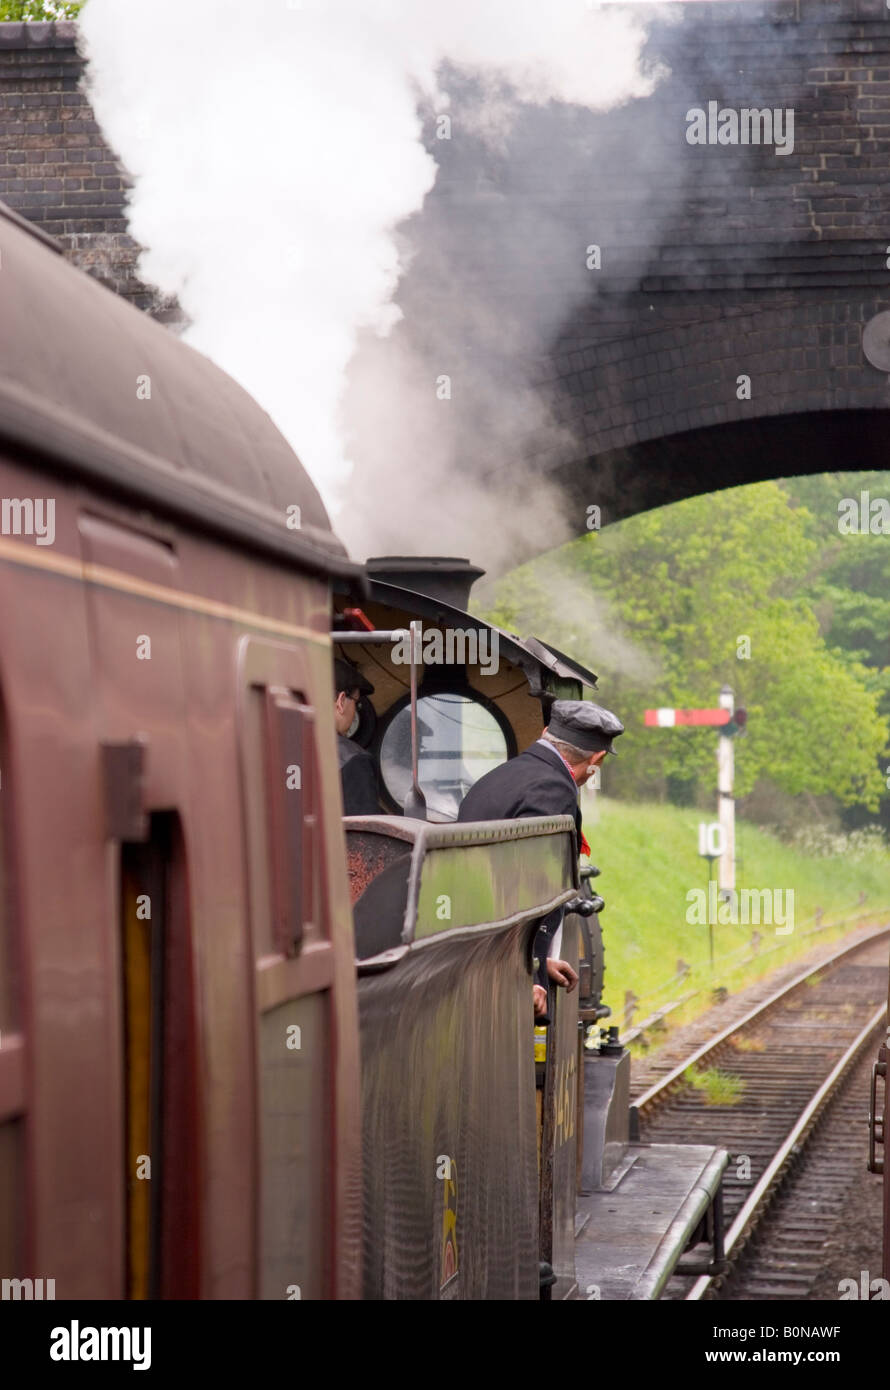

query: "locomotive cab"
left=333, top=557, right=728, bottom=1300
left=332, top=555, right=592, bottom=822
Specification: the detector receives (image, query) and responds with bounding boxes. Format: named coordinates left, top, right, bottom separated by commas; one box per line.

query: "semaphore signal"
left=645, top=687, right=747, bottom=895
left=644, top=707, right=731, bottom=727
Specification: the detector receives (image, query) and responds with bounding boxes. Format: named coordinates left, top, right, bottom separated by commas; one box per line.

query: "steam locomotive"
left=3, top=197, right=872, bottom=1301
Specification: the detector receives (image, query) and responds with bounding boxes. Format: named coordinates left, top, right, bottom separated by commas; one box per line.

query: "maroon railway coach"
left=0, top=203, right=363, bottom=1298
left=0, top=201, right=733, bottom=1303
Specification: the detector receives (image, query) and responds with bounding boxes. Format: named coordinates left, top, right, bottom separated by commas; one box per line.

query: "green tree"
left=782, top=472, right=890, bottom=678
left=0, top=1, right=82, bottom=19
left=483, top=482, right=889, bottom=813
left=780, top=471, right=890, bottom=827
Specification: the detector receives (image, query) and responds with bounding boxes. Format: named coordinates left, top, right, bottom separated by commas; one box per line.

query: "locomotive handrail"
left=632, top=1147, right=728, bottom=1301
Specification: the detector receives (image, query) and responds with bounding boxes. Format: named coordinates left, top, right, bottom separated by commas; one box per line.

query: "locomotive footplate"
left=573, top=1143, right=728, bottom=1300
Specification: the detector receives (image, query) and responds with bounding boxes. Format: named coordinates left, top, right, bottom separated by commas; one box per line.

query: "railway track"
left=630, top=928, right=889, bottom=1300
left=717, top=1041, right=881, bottom=1299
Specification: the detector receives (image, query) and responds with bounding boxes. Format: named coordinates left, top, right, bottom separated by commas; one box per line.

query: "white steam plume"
left=79, top=0, right=657, bottom=551
left=479, top=550, right=664, bottom=687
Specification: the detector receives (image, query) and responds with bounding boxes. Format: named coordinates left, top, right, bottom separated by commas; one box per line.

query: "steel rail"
left=686, top=1000, right=887, bottom=1300
left=632, top=923, right=890, bottom=1116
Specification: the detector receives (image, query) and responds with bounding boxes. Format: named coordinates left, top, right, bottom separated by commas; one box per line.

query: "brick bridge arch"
left=3, top=3, right=890, bottom=561
left=342, top=0, right=890, bottom=562
left=544, top=7, right=890, bottom=525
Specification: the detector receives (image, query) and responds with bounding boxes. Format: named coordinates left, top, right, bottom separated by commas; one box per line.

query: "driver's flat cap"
left=547, top=699, right=624, bottom=755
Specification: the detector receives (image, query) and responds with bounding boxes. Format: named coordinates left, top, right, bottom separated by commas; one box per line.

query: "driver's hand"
left=533, top=985, right=548, bottom=1017
left=546, top=958, right=579, bottom=992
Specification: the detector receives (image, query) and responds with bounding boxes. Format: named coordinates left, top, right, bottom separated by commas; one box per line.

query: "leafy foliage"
left=782, top=473, right=890, bottom=680
left=0, top=0, right=82, bottom=19
left=781, top=471, right=890, bottom=826
left=483, top=480, right=889, bottom=815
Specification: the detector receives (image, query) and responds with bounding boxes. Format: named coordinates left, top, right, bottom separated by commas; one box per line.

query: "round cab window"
left=379, top=693, right=508, bottom=820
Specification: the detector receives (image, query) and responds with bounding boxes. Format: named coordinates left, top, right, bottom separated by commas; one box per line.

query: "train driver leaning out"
left=333, top=657, right=381, bottom=817
left=456, top=699, right=624, bottom=1019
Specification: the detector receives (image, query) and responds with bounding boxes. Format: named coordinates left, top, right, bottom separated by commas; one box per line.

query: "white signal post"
left=717, top=685, right=735, bottom=894
left=644, top=690, right=737, bottom=897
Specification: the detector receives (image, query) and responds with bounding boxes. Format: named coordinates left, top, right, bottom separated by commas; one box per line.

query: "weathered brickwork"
left=2, top=4, right=889, bottom=534
left=372, top=0, right=890, bottom=543
left=546, top=0, right=890, bottom=522
left=0, top=20, right=180, bottom=323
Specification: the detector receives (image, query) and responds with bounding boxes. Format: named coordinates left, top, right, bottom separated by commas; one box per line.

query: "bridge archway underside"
left=3, top=8, right=890, bottom=561
left=545, top=289, right=890, bottom=533
left=339, top=0, right=890, bottom=565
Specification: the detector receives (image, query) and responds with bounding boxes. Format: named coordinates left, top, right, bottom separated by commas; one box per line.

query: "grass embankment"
left=582, top=798, right=890, bottom=1046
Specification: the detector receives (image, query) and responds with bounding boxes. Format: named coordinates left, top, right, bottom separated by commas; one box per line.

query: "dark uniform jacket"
left=457, top=741, right=581, bottom=838
left=337, top=735, right=380, bottom=816
left=457, top=742, right=581, bottom=988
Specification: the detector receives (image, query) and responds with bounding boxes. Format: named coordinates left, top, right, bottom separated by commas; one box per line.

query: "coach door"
left=237, top=636, right=361, bottom=1301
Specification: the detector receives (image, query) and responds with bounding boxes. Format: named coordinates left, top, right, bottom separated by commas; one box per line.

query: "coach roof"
left=0, top=202, right=357, bottom=579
